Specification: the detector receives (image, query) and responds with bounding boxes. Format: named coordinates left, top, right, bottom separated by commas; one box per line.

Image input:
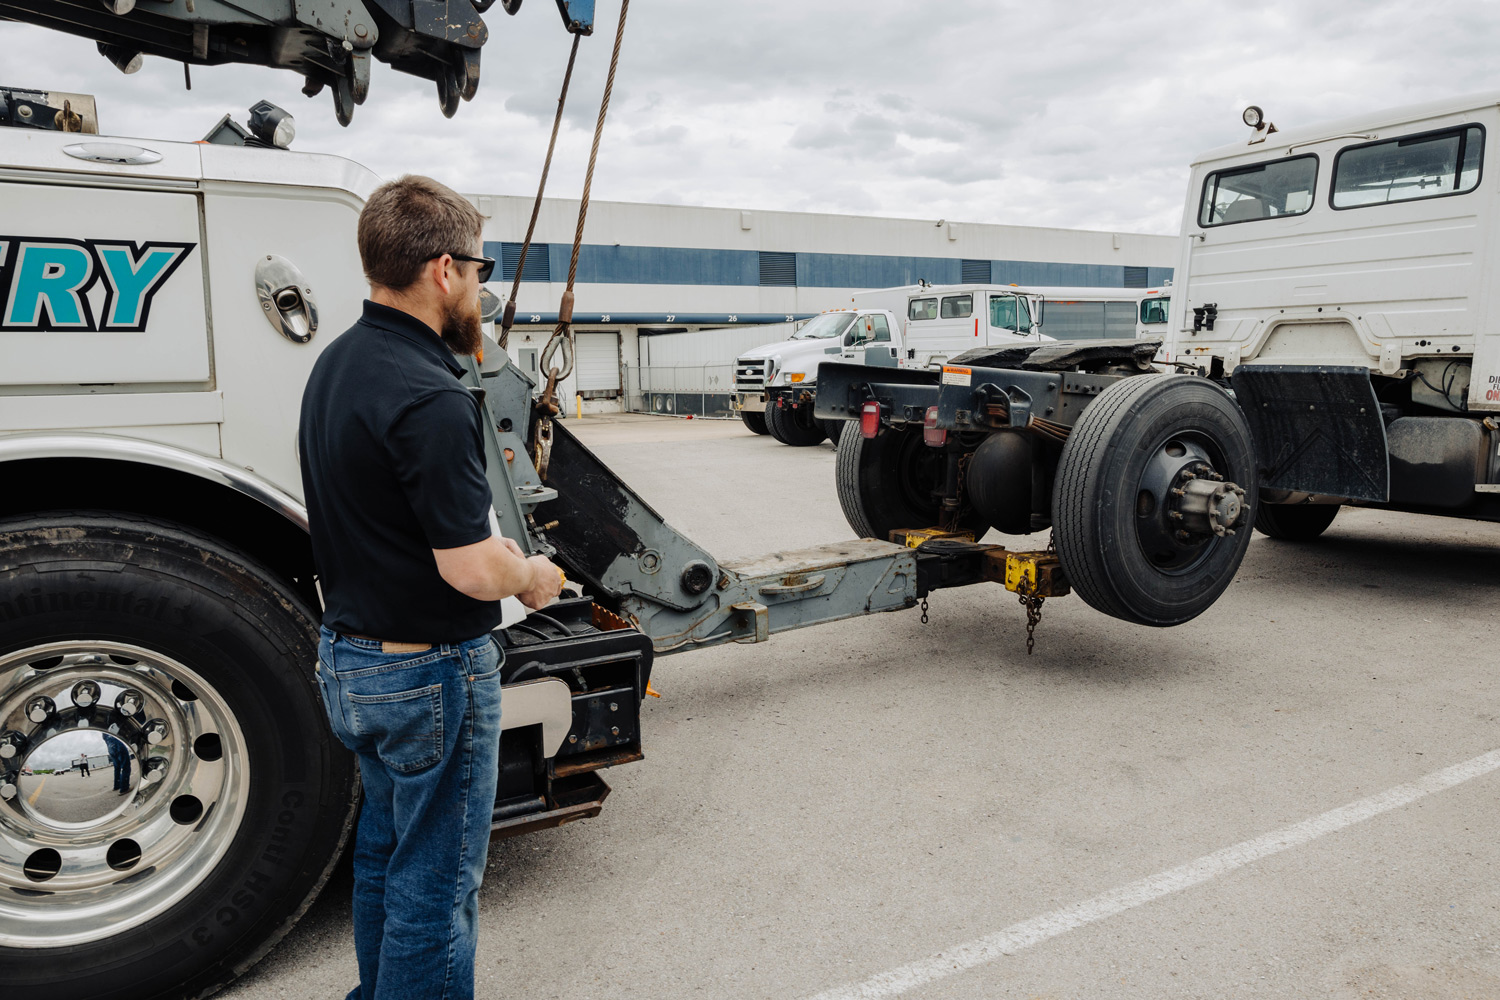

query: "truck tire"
left=819, top=418, right=846, bottom=443
left=1254, top=503, right=1339, bottom=541
left=766, top=402, right=827, bottom=447
left=835, top=423, right=987, bottom=540
left=740, top=410, right=769, bottom=435
left=0, top=512, right=358, bottom=1000
left=1051, top=374, right=1256, bottom=627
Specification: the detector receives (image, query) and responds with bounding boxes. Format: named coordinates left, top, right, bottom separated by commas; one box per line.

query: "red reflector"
left=860, top=401, right=882, bottom=439
left=923, top=405, right=946, bottom=447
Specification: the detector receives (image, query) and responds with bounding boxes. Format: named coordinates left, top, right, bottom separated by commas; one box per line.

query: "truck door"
left=987, top=293, right=1033, bottom=345
left=856, top=313, right=899, bottom=367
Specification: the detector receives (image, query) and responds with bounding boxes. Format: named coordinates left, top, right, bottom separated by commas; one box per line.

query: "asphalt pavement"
left=223, top=412, right=1500, bottom=1000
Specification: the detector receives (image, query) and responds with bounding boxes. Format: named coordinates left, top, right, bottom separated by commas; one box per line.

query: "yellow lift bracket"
left=890, top=528, right=1071, bottom=599
left=991, top=550, right=1071, bottom=598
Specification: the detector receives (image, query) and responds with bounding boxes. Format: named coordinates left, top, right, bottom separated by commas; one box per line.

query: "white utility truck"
left=1041, top=285, right=1170, bottom=341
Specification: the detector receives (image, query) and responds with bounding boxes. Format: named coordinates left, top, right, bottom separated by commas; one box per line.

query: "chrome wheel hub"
left=0, top=642, right=249, bottom=948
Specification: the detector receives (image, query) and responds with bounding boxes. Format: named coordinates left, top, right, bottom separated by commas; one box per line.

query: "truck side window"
left=1016, top=296, right=1032, bottom=332
left=908, top=297, right=938, bottom=321
left=989, top=294, right=1018, bottom=331
left=867, top=314, right=891, bottom=342
left=1139, top=297, right=1169, bottom=325
left=1198, top=154, right=1318, bottom=227
left=1332, top=125, right=1484, bottom=209
left=940, top=294, right=973, bottom=319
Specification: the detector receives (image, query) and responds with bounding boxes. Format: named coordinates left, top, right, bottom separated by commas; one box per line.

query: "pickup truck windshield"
left=793, top=313, right=858, bottom=339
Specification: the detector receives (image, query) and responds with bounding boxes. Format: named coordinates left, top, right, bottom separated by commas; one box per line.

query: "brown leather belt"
left=345, top=633, right=433, bottom=654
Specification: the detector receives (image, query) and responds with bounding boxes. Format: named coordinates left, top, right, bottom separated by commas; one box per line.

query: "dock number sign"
left=0, top=237, right=196, bottom=333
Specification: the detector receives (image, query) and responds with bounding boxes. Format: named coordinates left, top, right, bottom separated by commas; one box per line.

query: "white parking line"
left=807, top=748, right=1500, bottom=1000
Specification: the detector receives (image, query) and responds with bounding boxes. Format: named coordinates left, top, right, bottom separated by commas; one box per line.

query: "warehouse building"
left=469, top=194, right=1177, bottom=414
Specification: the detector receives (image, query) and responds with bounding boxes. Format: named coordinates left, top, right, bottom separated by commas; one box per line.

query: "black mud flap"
left=1231, top=365, right=1389, bottom=502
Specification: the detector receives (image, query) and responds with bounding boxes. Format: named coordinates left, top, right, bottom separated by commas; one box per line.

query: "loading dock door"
left=575, top=332, right=622, bottom=397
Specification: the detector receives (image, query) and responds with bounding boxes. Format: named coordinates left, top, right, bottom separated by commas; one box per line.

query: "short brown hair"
left=357, top=175, right=485, bottom=290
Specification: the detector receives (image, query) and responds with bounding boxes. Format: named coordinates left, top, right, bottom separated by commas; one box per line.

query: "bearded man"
left=298, top=175, right=562, bottom=1000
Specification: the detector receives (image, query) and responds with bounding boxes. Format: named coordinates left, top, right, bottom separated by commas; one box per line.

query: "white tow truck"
left=0, top=92, right=666, bottom=1000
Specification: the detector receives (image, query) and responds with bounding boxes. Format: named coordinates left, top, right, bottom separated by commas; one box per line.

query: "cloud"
left=631, top=123, right=688, bottom=146
left=4, top=0, right=1500, bottom=238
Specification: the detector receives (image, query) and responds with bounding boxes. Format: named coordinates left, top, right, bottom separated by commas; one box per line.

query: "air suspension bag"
left=967, top=431, right=1033, bottom=534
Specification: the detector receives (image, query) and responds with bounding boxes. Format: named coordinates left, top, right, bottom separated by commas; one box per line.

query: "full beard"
left=440, top=295, right=483, bottom=356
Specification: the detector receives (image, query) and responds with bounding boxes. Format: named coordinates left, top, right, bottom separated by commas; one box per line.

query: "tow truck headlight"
left=1242, top=105, right=1264, bottom=129
left=249, top=101, right=296, bottom=148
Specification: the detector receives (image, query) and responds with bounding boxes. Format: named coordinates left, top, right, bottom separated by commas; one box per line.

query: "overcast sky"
left=4, top=1, right=1496, bottom=236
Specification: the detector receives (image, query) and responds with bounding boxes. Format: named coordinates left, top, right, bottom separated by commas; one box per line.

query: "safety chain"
left=532, top=0, right=631, bottom=479
left=1016, top=580, right=1044, bottom=656
left=939, top=451, right=972, bottom=533
left=919, top=597, right=930, bottom=625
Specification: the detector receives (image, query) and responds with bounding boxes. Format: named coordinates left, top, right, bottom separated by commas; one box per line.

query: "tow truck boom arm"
left=0, top=0, right=594, bottom=124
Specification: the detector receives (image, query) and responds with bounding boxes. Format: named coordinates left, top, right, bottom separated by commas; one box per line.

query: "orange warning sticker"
left=941, top=365, right=972, bottom=387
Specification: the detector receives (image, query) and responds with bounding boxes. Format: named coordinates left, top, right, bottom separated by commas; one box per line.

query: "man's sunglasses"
left=445, top=253, right=496, bottom=283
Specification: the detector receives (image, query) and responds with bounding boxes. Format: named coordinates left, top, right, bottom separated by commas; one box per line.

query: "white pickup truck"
left=732, top=308, right=905, bottom=443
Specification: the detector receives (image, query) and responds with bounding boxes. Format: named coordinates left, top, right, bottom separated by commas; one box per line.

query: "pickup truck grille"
left=734, top=358, right=770, bottom=392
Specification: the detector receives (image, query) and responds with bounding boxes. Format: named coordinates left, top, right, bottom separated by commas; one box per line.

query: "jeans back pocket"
left=347, top=683, right=444, bottom=773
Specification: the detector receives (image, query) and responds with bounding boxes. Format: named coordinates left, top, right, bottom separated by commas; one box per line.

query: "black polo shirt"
left=298, top=300, right=501, bottom=642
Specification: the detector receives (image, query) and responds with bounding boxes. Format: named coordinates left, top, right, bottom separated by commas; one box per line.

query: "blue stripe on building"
left=484, top=242, right=1172, bottom=289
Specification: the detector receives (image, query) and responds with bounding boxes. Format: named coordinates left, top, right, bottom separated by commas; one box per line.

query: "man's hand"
left=516, top=555, right=564, bottom=610
left=433, top=534, right=562, bottom=605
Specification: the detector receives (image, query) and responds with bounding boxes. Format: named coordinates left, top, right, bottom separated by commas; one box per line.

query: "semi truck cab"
left=1168, top=94, right=1500, bottom=529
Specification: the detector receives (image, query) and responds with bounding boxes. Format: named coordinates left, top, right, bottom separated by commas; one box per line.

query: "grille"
left=500, top=241, right=552, bottom=282
left=734, top=357, right=771, bottom=392
left=758, top=251, right=797, bottom=286
left=960, top=259, right=992, bottom=283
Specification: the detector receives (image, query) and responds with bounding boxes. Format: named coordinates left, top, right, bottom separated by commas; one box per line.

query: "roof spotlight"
left=1242, top=105, right=1264, bottom=129
left=248, top=100, right=296, bottom=148
left=97, top=42, right=143, bottom=75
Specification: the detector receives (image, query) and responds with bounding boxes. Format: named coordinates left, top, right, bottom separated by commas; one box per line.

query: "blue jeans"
left=316, top=627, right=503, bottom=1000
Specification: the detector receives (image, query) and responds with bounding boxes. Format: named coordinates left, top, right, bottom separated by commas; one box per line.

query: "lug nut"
left=143, top=720, right=169, bottom=745
left=25, top=696, right=56, bottom=724
left=0, top=777, right=16, bottom=801
left=141, top=757, right=169, bottom=785
left=0, top=732, right=27, bottom=760
left=71, top=680, right=101, bottom=708
left=115, top=689, right=145, bottom=718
